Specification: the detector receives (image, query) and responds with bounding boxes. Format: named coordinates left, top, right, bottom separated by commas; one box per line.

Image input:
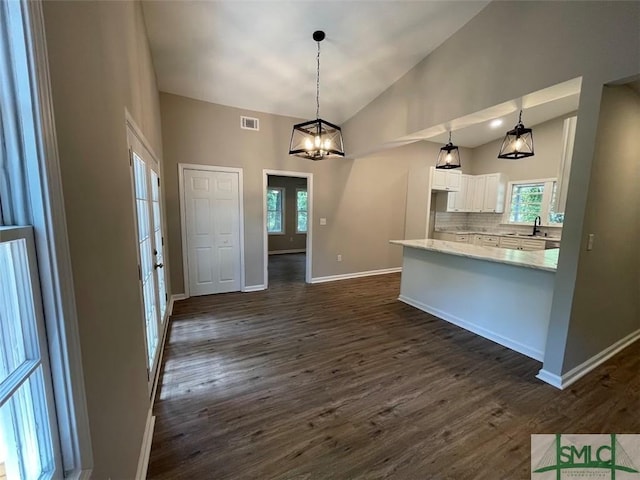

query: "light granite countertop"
left=390, top=239, right=559, bottom=272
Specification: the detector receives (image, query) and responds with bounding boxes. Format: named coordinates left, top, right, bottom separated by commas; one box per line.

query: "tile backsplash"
left=434, top=212, right=562, bottom=238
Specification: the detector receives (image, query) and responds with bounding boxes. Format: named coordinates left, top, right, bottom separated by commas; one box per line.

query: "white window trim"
left=2, top=1, right=93, bottom=477
left=295, top=187, right=308, bottom=234
left=502, top=177, right=563, bottom=227
left=267, top=186, right=285, bottom=235
left=0, top=226, right=63, bottom=478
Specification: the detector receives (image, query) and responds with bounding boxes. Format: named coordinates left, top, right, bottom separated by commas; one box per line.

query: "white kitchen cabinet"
left=472, top=175, right=486, bottom=212
left=432, top=232, right=456, bottom=241
left=499, top=236, right=545, bottom=251
left=447, top=174, right=469, bottom=212
left=481, top=235, right=500, bottom=247
left=498, top=237, right=520, bottom=249
left=520, top=238, right=546, bottom=251
left=432, top=232, right=469, bottom=243
left=431, top=167, right=461, bottom=192
left=482, top=173, right=507, bottom=213
left=464, top=176, right=476, bottom=212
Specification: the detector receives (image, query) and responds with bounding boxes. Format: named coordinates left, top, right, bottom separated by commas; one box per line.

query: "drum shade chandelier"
left=435, top=132, right=461, bottom=169
left=289, top=30, right=345, bottom=160
left=497, top=110, right=535, bottom=159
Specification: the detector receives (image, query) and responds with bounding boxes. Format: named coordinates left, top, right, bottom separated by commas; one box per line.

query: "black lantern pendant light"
left=497, top=110, right=535, bottom=159
left=289, top=30, right=345, bottom=160
left=435, top=132, right=461, bottom=169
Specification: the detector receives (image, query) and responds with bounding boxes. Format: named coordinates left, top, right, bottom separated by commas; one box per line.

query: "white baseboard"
left=135, top=407, right=156, bottom=480
left=243, top=284, right=266, bottom=292
left=311, top=267, right=402, bottom=284
left=171, top=293, right=188, bottom=303
left=398, top=294, right=544, bottom=361
left=65, top=468, right=92, bottom=480
left=150, top=304, right=172, bottom=405
left=535, top=369, right=563, bottom=389
left=268, top=249, right=306, bottom=255
left=536, top=328, right=640, bottom=390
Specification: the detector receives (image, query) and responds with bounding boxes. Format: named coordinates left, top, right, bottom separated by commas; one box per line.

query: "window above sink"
left=504, top=178, right=563, bottom=227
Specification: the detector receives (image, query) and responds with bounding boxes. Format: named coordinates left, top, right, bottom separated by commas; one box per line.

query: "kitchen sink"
left=504, top=233, right=557, bottom=239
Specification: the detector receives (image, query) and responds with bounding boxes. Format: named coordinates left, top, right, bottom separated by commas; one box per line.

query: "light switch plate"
left=587, top=233, right=595, bottom=251
left=320, top=218, right=327, bottom=225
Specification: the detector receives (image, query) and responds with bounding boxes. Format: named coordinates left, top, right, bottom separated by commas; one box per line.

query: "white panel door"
left=184, top=169, right=241, bottom=296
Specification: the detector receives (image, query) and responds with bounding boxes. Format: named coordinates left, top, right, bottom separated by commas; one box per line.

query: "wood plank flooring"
left=147, top=268, right=639, bottom=479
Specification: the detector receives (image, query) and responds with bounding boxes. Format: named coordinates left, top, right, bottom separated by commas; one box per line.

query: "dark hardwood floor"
left=268, top=253, right=306, bottom=286
left=147, top=272, right=639, bottom=479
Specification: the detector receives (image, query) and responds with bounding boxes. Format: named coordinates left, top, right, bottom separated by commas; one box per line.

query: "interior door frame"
left=263, top=169, right=313, bottom=288
left=126, top=112, right=168, bottom=395
left=178, top=163, right=246, bottom=298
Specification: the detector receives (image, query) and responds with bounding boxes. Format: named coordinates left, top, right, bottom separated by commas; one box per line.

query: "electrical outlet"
left=289, top=236, right=293, bottom=242
left=337, top=254, right=342, bottom=262
left=587, top=233, right=595, bottom=251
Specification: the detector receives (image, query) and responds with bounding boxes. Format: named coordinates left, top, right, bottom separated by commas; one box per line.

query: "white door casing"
left=127, top=123, right=168, bottom=393
left=262, top=170, right=313, bottom=288
left=180, top=165, right=243, bottom=296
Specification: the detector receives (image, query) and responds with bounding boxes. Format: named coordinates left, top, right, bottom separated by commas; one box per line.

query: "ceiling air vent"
left=240, top=116, right=259, bottom=131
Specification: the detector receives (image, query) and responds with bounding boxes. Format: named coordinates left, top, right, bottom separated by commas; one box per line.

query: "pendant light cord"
left=316, top=40, right=321, bottom=120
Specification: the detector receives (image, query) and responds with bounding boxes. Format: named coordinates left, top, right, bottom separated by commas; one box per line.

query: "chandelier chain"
left=316, top=40, right=320, bottom=120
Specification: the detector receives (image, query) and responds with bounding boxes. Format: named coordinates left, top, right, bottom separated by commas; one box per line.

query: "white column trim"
left=537, top=328, right=640, bottom=389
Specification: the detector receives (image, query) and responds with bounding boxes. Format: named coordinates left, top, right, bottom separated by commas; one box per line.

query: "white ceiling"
left=404, top=77, right=582, bottom=148
left=141, top=1, right=489, bottom=124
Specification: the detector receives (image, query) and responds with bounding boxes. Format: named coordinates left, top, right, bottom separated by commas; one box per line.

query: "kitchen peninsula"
left=390, top=239, right=559, bottom=361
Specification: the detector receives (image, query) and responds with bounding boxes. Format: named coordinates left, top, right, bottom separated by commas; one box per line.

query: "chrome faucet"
left=532, top=216, right=542, bottom=236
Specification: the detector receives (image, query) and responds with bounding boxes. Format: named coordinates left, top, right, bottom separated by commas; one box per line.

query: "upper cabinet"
left=443, top=172, right=507, bottom=213
left=482, top=173, right=507, bottom=213
left=446, top=174, right=469, bottom=212
left=431, top=167, right=461, bottom=192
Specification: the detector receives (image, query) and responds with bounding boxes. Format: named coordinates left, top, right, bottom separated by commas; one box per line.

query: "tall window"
left=1, top=229, right=59, bottom=479
left=506, top=179, right=562, bottom=226
left=267, top=187, right=284, bottom=234
left=296, top=189, right=308, bottom=233
left=0, top=1, right=89, bottom=476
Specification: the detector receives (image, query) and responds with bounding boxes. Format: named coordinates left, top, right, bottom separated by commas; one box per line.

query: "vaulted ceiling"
left=141, top=1, right=490, bottom=125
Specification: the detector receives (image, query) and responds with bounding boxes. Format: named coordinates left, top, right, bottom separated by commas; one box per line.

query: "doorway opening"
left=263, top=170, right=313, bottom=288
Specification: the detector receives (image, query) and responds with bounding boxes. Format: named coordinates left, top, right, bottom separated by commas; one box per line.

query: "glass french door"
left=129, top=131, right=167, bottom=389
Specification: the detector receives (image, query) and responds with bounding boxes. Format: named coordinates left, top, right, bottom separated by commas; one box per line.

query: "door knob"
left=154, top=263, right=164, bottom=269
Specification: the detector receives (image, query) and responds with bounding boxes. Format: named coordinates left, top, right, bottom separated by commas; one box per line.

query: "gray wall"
left=470, top=114, right=574, bottom=181
left=159, top=92, right=438, bottom=291
left=43, top=1, right=164, bottom=477
left=343, top=2, right=639, bottom=156
left=344, top=0, right=640, bottom=377
left=267, top=175, right=307, bottom=252
left=559, top=84, right=640, bottom=372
